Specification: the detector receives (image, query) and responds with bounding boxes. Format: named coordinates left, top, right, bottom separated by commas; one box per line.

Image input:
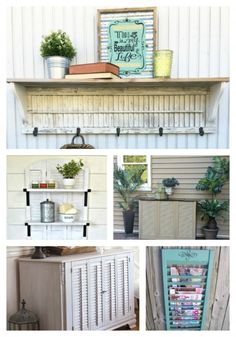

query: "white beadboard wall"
left=7, top=155, right=107, bottom=240
left=7, top=6, right=229, bottom=149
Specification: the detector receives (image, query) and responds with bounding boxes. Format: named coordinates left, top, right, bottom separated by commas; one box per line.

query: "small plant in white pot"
left=162, top=177, right=179, bottom=199
left=40, top=30, right=76, bottom=79
left=56, top=159, right=84, bottom=189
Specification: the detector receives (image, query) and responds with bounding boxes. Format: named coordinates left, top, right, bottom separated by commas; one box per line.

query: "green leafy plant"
left=162, top=177, right=179, bottom=188
left=196, top=157, right=229, bottom=224
left=114, top=166, right=143, bottom=211
left=40, top=30, right=76, bottom=59
left=56, top=159, right=84, bottom=179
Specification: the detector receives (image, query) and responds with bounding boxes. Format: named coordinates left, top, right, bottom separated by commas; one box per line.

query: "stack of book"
left=65, top=62, right=120, bottom=79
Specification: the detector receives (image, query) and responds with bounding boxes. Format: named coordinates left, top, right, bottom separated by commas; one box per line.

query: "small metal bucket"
left=153, top=50, right=173, bottom=78
left=46, top=56, right=69, bottom=79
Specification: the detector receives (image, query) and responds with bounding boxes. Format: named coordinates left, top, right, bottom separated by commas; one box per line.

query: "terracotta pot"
left=123, top=210, right=135, bottom=234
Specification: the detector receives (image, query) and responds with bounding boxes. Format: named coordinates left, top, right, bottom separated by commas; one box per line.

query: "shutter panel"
left=89, top=258, right=103, bottom=329
left=162, top=249, right=214, bottom=330
left=117, top=254, right=130, bottom=319
left=177, top=202, right=196, bottom=239
left=159, top=202, right=176, bottom=238
left=139, top=201, right=157, bottom=239
left=102, top=257, right=117, bottom=324
left=71, top=261, right=89, bottom=330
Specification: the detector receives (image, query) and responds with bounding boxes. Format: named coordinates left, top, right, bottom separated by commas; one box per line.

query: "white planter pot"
left=46, top=56, right=69, bottom=79
left=165, top=187, right=173, bottom=196
left=63, top=178, right=75, bottom=189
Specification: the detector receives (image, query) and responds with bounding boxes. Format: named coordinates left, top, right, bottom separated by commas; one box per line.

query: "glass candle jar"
left=48, top=180, right=56, bottom=189
left=153, top=50, right=173, bottom=78
left=40, top=181, right=48, bottom=189
left=31, top=181, right=39, bottom=189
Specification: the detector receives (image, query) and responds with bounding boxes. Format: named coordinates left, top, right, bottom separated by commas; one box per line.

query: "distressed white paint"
left=7, top=6, right=229, bottom=149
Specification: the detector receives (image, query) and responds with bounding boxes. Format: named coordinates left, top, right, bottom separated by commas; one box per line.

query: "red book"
left=69, top=62, right=120, bottom=75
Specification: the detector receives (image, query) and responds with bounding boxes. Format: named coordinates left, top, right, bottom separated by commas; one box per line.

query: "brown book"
left=69, top=62, right=119, bottom=75
left=65, top=72, right=120, bottom=80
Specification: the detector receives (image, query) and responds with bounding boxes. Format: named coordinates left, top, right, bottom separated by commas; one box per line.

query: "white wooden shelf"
left=7, top=77, right=229, bottom=136
left=26, top=188, right=90, bottom=193
left=26, top=221, right=89, bottom=226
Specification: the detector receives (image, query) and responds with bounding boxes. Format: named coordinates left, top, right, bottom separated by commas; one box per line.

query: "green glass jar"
left=48, top=180, right=56, bottom=189
left=153, top=50, right=173, bottom=78
left=31, top=181, right=39, bottom=189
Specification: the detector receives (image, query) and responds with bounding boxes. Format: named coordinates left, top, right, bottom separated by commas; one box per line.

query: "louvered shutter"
left=71, top=261, right=89, bottom=330
left=116, top=254, right=131, bottom=319
left=162, top=249, right=214, bottom=330
left=102, top=256, right=117, bottom=325
left=89, top=258, right=103, bottom=329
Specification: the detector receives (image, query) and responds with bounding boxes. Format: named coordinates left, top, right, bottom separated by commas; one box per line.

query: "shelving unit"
left=162, top=248, right=214, bottom=330
left=23, top=159, right=91, bottom=240
left=7, top=77, right=229, bottom=136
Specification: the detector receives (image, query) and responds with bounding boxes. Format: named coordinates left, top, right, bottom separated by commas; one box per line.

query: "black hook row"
left=32, top=126, right=205, bottom=137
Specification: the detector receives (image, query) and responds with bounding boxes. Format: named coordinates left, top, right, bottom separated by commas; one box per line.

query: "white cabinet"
left=139, top=200, right=196, bottom=239
left=19, top=249, right=136, bottom=330
left=23, top=159, right=91, bottom=240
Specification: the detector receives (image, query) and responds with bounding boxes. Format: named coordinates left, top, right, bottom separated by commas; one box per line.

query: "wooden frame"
left=97, top=7, right=157, bottom=78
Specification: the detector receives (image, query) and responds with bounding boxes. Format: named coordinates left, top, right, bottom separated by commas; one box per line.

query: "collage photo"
left=3, top=1, right=232, bottom=336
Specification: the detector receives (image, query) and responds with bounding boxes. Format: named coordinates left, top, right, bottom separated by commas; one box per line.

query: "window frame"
left=117, top=154, right=152, bottom=191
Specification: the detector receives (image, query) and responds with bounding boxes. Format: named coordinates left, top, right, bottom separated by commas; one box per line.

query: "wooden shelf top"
left=7, top=77, right=229, bottom=88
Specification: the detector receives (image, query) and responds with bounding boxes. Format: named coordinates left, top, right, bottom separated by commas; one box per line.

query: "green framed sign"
left=108, top=19, right=146, bottom=75
left=97, top=7, right=157, bottom=78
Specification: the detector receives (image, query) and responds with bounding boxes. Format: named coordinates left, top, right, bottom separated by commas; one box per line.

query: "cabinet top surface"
left=139, top=198, right=197, bottom=202
left=7, top=77, right=229, bottom=88
left=18, top=248, right=135, bottom=263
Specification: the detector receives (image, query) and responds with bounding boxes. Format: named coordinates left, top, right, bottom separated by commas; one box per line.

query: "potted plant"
left=56, top=159, right=84, bottom=189
left=114, top=166, right=143, bottom=234
left=162, top=177, right=179, bottom=199
left=40, top=30, right=76, bottom=79
left=196, top=157, right=229, bottom=239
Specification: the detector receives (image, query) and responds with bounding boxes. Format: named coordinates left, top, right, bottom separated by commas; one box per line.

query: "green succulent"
left=56, top=159, right=84, bottom=179
left=40, top=30, right=76, bottom=59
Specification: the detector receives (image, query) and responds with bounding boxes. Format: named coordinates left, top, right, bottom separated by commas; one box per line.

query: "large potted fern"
left=114, top=166, right=143, bottom=234
left=196, top=157, right=229, bottom=239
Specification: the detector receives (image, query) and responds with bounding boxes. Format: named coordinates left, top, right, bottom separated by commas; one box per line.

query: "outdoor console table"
left=139, top=199, right=196, bottom=239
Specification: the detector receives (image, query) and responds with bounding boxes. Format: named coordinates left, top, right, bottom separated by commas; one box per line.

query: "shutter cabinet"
left=19, top=250, right=136, bottom=330
left=162, top=248, right=214, bottom=330
left=139, top=200, right=196, bottom=239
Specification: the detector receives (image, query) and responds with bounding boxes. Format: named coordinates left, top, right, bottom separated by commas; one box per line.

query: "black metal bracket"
left=33, top=127, right=38, bottom=137
left=116, top=127, right=121, bottom=137
left=159, top=127, right=163, bottom=136
left=199, top=127, right=204, bottom=136
left=83, top=223, right=90, bottom=238
left=23, top=188, right=30, bottom=206
left=84, top=189, right=91, bottom=207
left=25, top=223, right=31, bottom=237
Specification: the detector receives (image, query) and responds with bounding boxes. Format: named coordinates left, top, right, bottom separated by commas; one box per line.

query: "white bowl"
left=59, top=213, right=75, bottom=223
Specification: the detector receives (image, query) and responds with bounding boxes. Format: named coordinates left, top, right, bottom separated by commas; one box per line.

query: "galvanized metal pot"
left=46, top=56, right=69, bottom=79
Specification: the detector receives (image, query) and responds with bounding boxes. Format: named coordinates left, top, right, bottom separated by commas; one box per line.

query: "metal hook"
left=116, top=127, right=121, bottom=137
left=76, top=127, right=81, bottom=136
left=159, top=127, right=163, bottom=137
left=199, top=127, right=204, bottom=136
left=33, top=127, right=38, bottom=137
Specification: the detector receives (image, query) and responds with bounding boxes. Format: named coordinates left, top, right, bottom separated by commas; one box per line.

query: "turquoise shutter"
left=162, top=248, right=214, bottom=330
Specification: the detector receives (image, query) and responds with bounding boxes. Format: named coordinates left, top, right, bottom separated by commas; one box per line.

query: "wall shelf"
left=23, top=159, right=91, bottom=240
left=8, top=77, right=229, bottom=136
